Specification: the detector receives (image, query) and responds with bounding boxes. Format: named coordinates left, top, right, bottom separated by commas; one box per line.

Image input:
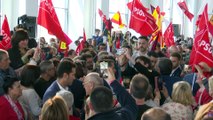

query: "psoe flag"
left=127, top=0, right=158, bottom=36
left=189, top=4, right=213, bottom=70
left=0, top=15, right=12, bottom=50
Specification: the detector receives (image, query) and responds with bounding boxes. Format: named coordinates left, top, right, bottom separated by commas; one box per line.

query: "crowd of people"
left=0, top=28, right=213, bottom=120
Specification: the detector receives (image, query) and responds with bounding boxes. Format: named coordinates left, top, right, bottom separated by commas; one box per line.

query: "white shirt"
left=56, top=80, right=68, bottom=91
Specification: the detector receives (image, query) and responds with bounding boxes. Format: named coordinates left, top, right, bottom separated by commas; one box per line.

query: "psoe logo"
left=198, top=40, right=212, bottom=54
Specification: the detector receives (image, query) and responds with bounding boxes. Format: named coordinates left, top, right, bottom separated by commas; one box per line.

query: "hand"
left=198, top=62, right=212, bottom=72
left=161, top=86, right=169, bottom=98
left=106, top=67, right=116, bottom=83
left=194, top=65, right=204, bottom=80
left=32, top=47, right=41, bottom=62
left=25, top=48, right=35, bottom=56
left=154, top=89, right=161, bottom=100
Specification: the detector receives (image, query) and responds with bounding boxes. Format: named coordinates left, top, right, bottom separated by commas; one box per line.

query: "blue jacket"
left=160, top=75, right=182, bottom=96
left=88, top=80, right=138, bottom=120
left=42, top=81, right=60, bottom=103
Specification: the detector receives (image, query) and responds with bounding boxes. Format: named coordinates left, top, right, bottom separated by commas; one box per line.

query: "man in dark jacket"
left=87, top=68, right=138, bottom=120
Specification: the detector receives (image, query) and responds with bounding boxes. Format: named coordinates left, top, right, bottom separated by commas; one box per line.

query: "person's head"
left=74, top=61, right=87, bottom=79
left=156, top=57, right=173, bottom=75
left=135, top=56, right=152, bottom=69
left=170, top=52, right=181, bottom=69
left=0, top=49, right=10, bottom=70
left=148, top=51, right=158, bottom=69
left=172, top=81, right=194, bottom=106
left=20, top=65, right=40, bottom=87
left=124, top=31, right=131, bottom=39
left=57, top=61, right=76, bottom=86
left=11, top=30, right=29, bottom=49
left=39, top=60, right=56, bottom=79
left=83, top=72, right=103, bottom=95
left=3, top=77, right=22, bottom=100
left=168, top=45, right=179, bottom=55
left=130, top=74, right=149, bottom=99
left=90, top=86, right=113, bottom=113
left=97, top=51, right=109, bottom=62
left=98, top=43, right=106, bottom=52
left=81, top=53, right=94, bottom=70
left=67, top=49, right=77, bottom=59
left=138, top=36, right=149, bottom=53
left=40, top=96, right=69, bottom=120
left=56, top=90, right=74, bottom=115
left=141, top=108, right=171, bottom=120
left=194, top=102, right=213, bottom=120
left=95, top=29, right=100, bottom=36
left=208, top=76, right=213, bottom=97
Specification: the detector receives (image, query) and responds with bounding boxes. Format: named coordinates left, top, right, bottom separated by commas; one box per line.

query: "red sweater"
left=0, top=96, right=24, bottom=120
left=69, top=115, right=80, bottom=120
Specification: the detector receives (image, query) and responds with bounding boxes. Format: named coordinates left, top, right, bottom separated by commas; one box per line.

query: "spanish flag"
left=111, top=11, right=126, bottom=28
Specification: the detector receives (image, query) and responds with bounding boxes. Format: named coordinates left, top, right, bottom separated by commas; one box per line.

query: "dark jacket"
left=0, top=67, right=16, bottom=95
left=88, top=80, right=138, bottom=120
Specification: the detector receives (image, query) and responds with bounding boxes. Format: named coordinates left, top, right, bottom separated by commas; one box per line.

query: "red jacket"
left=0, top=96, right=25, bottom=120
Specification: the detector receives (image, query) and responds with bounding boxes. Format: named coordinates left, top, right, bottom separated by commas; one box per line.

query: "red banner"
left=163, top=22, right=175, bottom=47
left=37, top=0, right=72, bottom=51
left=178, top=1, right=194, bottom=21
left=127, top=0, right=157, bottom=36
left=189, top=4, right=213, bottom=70
left=0, top=15, right=11, bottom=50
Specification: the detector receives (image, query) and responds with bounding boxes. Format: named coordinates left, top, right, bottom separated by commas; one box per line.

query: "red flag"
left=98, top=9, right=107, bottom=25
left=37, top=0, right=72, bottom=51
left=163, top=22, right=175, bottom=47
left=76, top=28, right=86, bottom=55
left=0, top=15, right=11, bottom=50
left=178, top=1, right=194, bottom=21
left=189, top=4, right=213, bottom=70
left=127, top=0, right=158, bottom=36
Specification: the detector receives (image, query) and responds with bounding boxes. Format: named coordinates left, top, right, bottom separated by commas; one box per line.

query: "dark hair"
left=158, top=58, right=173, bottom=75
left=130, top=74, right=149, bottom=99
left=3, top=77, right=20, bottom=94
left=98, top=43, right=106, bottom=50
left=135, top=56, right=152, bottom=69
left=57, top=61, right=76, bottom=79
left=20, top=65, right=40, bottom=87
left=75, top=61, right=86, bottom=79
left=170, top=52, right=182, bottom=61
left=148, top=51, right=158, bottom=58
left=81, top=53, right=93, bottom=61
left=138, top=36, right=149, bottom=42
left=90, top=86, right=113, bottom=112
left=28, top=38, right=37, bottom=48
left=67, top=49, right=75, bottom=56
left=11, top=30, right=29, bottom=49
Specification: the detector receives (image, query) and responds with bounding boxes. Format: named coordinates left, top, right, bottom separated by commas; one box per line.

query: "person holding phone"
left=86, top=67, right=138, bottom=120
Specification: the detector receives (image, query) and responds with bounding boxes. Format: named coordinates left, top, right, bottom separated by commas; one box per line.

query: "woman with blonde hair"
left=195, top=76, right=213, bottom=120
left=162, top=81, right=194, bottom=120
left=40, top=96, right=69, bottom=120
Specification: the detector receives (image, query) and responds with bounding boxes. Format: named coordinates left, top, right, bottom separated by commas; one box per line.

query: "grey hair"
left=0, top=49, right=8, bottom=61
left=56, top=90, right=74, bottom=115
left=86, top=72, right=104, bottom=86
